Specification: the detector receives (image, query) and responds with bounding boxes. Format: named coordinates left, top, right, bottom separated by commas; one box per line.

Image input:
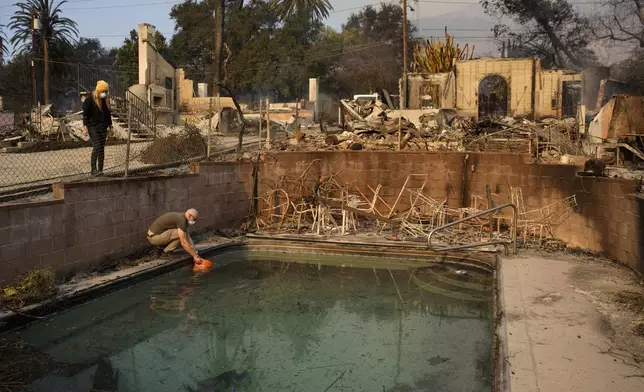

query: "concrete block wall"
left=463, top=153, right=642, bottom=271
left=258, top=151, right=468, bottom=213
left=2, top=151, right=641, bottom=284
left=0, top=162, right=253, bottom=285
left=262, top=151, right=643, bottom=273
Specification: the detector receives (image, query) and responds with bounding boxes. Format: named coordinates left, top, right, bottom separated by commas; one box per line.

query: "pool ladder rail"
left=427, top=203, right=518, bottom=255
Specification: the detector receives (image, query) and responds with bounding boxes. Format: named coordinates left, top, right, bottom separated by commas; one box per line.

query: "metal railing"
left=427, top=203, right=518, bottom=255
left=78, top=64, right=155, bottom=135
left=125, top=90, right=154, bottom=135
left=77, top=63, right=99, bottom=95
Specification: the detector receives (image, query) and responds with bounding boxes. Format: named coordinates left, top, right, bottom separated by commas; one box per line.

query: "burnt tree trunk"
left=217, top=83, right=246, bottom=152
left=213, top=0, right=225, bottom=95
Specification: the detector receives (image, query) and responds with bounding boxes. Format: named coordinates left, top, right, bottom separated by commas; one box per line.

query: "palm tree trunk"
left=213, top=0, right=224, bottom=95
left=43, top=36, right=49, bottom=105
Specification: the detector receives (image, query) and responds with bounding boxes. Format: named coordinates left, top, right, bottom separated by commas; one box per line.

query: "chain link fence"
left=0, top=57, right=295, bottom=205
left=0, top=93, right=262, bottom=204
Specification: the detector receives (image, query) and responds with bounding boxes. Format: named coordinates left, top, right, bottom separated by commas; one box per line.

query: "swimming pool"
left=1, top=245, right=495, bottom=392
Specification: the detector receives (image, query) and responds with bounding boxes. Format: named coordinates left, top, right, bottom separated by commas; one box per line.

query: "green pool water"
left=3, top=249, right=494, bottom=392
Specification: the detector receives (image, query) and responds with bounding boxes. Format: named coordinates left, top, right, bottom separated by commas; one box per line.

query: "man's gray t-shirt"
left=148, top=212, right=188, bottom=234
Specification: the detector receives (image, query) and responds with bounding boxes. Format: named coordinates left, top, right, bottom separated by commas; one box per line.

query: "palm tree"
left=9, top=0, right=78, bottom=104
left=269, top=0, right=333, bottom=20
left=0, top=27, right=8, bottom=63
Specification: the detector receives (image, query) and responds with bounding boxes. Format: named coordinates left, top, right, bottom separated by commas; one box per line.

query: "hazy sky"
left=1, top=0, right=628, bottom=64
left=0, top=0, right=488, bottom=51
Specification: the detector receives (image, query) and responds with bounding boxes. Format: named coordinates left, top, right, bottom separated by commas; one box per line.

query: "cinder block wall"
left=260, top=152, right=643, bottom=273
left=464, top=153, right=642, bottom=271
left=258, top=151, right=468, bottom=211
left=2, top=152, right=642, bottom=284
left=0, top=162, right=253, bottom=285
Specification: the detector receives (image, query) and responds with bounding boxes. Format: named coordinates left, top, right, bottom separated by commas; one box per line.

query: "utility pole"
left=402, top=0, right=408, bottom=109
left=32, top=12, right=47, bottom=105
left=402, top=0, right=408, bottom=74
left=212, top=0, right=224, bottom=95
left=31, top=12, right=37, bottom=107
left=43, top=35, right=49, bottom=105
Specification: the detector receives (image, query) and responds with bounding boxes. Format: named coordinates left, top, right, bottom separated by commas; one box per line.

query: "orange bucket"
left=192, top=258, right=215, bottom=273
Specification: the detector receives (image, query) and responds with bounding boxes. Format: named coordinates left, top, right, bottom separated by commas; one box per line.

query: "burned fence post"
left=207, top=97, right=213, bottom=158
left=258, top=98, right=263, bottom=150
left=125, top=100, right=132, bottom=177
left=266, top=97, right=271, bottom=149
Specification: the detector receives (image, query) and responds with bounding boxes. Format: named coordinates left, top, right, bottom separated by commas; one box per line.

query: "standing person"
left=82, top=80, right=112, bottom=176
left=146, top=209, right=203, bottom=264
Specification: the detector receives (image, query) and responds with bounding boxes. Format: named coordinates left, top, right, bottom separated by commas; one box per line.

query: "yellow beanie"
left=96, top=80, right=109, bottom=92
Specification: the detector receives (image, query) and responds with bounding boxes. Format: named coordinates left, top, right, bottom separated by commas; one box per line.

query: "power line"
left=0, top=0, right=394, bottom=16
left=27, top=38, right=401, bottom=76
left=415, top=35, right=507, bottom=40
left=418, top=28, right=494, bottom=31
left=0, top=0, right=611, bottom=14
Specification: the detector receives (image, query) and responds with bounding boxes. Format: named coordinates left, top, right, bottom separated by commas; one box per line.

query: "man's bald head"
left=186, top=208, right=199, bottom=224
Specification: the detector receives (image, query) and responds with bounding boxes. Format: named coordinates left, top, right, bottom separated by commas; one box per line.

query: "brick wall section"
left=0, top=162, right=253, bottom=285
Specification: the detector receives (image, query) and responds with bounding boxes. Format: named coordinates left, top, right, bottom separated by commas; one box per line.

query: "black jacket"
left=82, top=96, right=112, bottom=128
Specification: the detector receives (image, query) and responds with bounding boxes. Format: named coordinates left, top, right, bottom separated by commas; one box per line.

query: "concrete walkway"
left=501, top=254, right=644, bottom=391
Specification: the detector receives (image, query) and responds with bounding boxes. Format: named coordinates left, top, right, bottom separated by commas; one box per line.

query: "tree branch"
left=614, top=13, right=644, bottom=46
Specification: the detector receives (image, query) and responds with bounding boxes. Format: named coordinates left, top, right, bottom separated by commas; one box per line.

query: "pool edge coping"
left=1, top=237, right=496, bottom=328
left=0, top=241, right=243, bottom=330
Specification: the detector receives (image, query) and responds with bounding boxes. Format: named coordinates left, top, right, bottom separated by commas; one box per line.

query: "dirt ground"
left=561, top=251, right=644, bottom=353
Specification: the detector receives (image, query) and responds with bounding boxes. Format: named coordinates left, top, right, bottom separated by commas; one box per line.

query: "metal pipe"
left=427, top=203, right=518, bottom=255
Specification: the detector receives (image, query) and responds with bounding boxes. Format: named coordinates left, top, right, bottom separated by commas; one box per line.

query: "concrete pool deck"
left=501, top=252, right=644, bottom=391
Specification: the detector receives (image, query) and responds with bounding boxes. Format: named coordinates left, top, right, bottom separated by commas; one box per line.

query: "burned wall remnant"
left=402, top=57, right=582, bottom=120
left=537, top=70, right=583, bottom=119
left=455, top=58, right=534, bottom=118
left=406, top=73, right=455, bottom=110
left=587, top=95, right=644, bottom=143
left=131, top=23, right=179, bottom=125
left=177, top=69, right=236, bottom=114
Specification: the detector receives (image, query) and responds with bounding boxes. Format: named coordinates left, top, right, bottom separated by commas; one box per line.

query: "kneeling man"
left=147, top=208, right=202, bottom=264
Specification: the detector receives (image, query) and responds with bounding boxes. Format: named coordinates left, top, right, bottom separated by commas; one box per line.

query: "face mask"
left=188, top=220, right=196, bottom=226
left=81, top=97, right=86, bottom=102
left=100, top=92, right=108, bottom=99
